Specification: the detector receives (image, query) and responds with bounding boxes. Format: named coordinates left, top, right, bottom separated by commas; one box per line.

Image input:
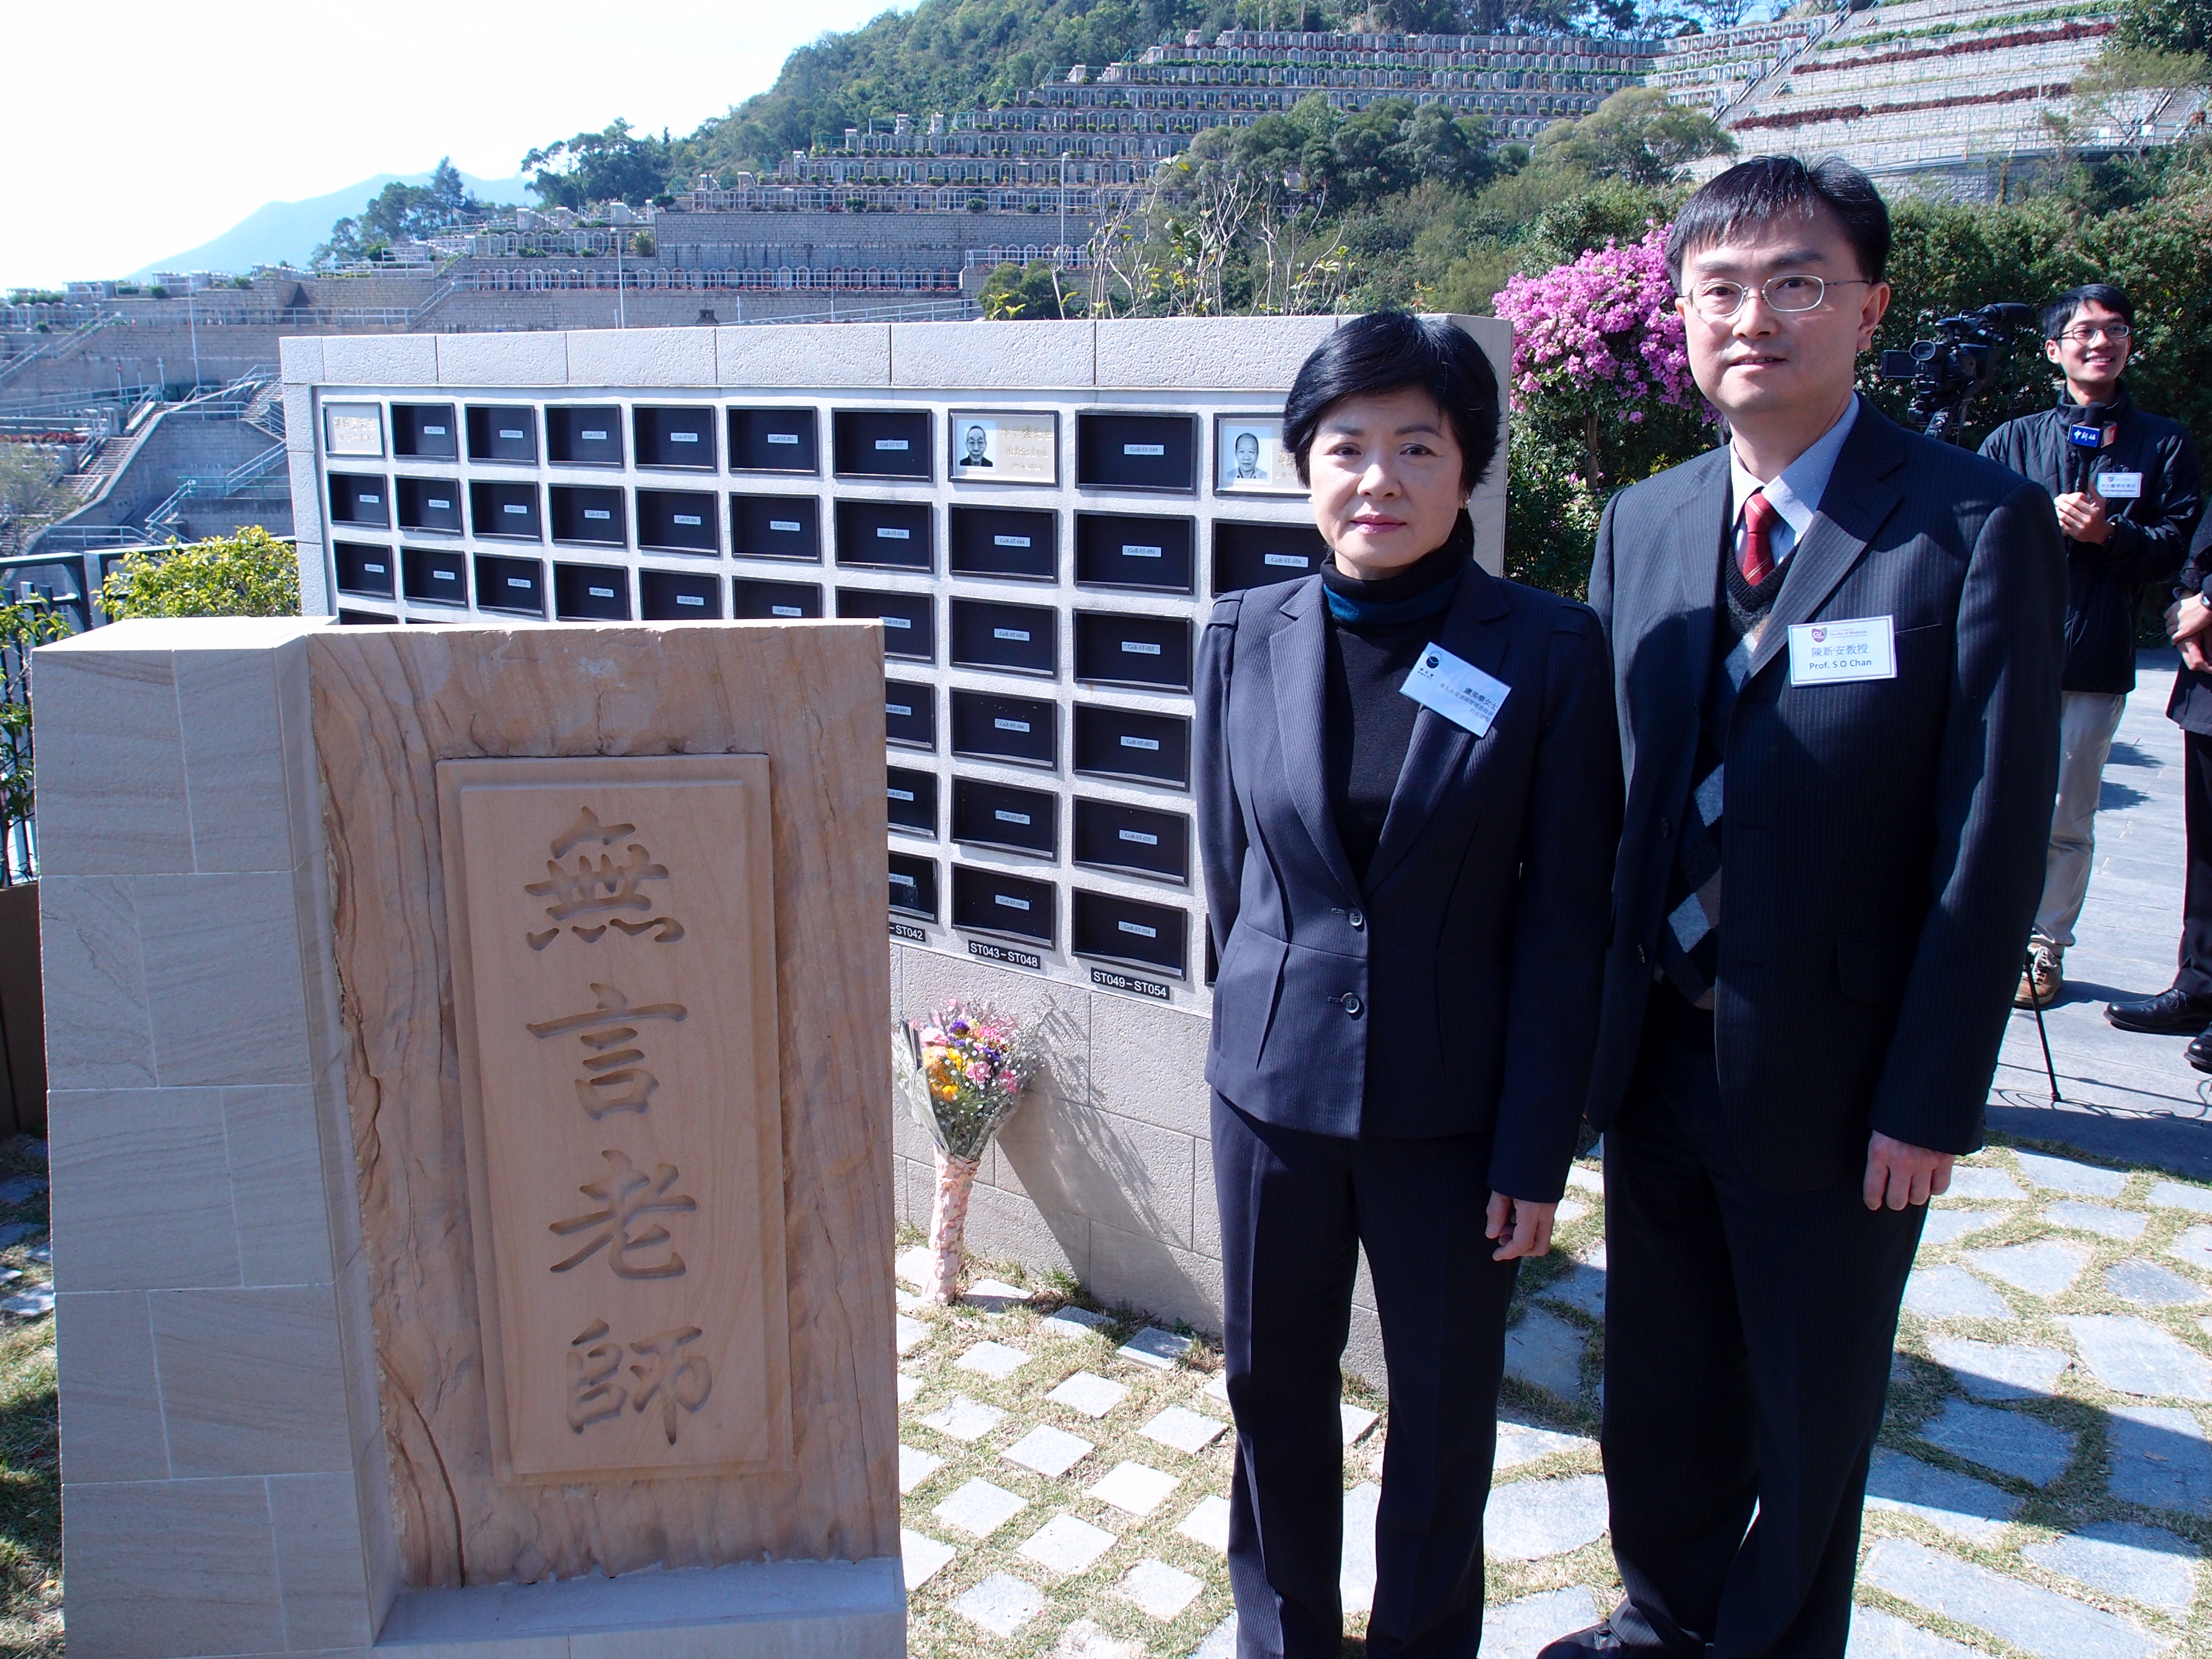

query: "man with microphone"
left=1980, top=283, right=2202, bottom=1010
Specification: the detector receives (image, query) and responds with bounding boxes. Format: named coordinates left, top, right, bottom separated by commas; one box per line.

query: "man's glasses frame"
left=1682, top=275, right=1875, bottom=323
left=2054, top=323, right=2133, bottom=344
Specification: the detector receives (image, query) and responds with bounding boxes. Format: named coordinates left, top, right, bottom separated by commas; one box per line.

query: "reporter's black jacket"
left=1978, top=384, right=2203, bottom=694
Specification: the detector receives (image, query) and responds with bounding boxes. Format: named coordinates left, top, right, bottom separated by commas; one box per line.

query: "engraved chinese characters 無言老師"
left=436, top=757, right=790, bottom=1483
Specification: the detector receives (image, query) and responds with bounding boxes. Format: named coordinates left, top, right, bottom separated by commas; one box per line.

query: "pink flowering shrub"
left=1493, top=224, right=1714, bottom=486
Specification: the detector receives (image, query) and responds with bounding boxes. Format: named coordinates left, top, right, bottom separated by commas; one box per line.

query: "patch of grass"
left=0, top=1134, right=56, bottom=1658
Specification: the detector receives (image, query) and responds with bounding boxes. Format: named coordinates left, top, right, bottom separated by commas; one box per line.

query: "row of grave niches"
left=366, top=404, right=1219, bottom=492
left=325, top=477, right=1327, bottom=594
left=885, top=772, right=1192, bottom=884
left=886, top=853, right=1192, bottom=979
left=332, top=545, right=1190, bottom=684
left=888, top=691, right=1191, bottom=788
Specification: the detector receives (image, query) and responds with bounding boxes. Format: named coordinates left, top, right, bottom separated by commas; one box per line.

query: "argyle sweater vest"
left=1655, top=529, right=1789, bottom=1010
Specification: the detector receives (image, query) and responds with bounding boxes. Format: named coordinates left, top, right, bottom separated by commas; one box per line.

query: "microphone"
left=2066, top=401, right=2109, bottom=497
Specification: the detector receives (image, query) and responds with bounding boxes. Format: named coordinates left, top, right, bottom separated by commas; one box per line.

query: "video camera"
left=1879, top=302, right=2036, bottom=444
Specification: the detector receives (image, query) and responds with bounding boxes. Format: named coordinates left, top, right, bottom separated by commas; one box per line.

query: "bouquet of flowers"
left=893, top=1002, right=1044, bottom=1303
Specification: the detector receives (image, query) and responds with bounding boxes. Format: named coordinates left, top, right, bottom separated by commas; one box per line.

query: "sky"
left=1, top=0, right=912, bottom=289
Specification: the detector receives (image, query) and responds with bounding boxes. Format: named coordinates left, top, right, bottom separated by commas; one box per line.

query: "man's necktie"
left=1740, top=489, right=1779, bottom=586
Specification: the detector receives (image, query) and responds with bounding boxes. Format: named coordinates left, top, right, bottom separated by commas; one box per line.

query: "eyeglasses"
left=1683, top=275, right=1873, bottom=322
left=2057, top=323, right=2131, bottom=343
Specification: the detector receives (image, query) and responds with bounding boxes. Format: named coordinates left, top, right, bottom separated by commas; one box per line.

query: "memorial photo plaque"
left=324, top=401, right=385, bottom=458
left=1213, top=415, right=1303, bottom=495
left=948, top=409, right=1057, bottom=484
left=438, top=757, right=791, bottom=1483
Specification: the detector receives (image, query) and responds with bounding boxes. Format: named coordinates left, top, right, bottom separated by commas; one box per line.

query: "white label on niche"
left=1122, top=640, right=1162, bottom=655
left=890, top=872, right=916, bottom=886
left=506, top=577, right=531, bottom=589
left=671, top=431, right=699, bottom=443
left=994, top=718, right=1030, bottom=732
left=876, top=438, right=910, bottom=451
left=585, top=509, right=611, bottom=520
left=1123, top=545, right=1162, bottom=558
left=887, top=787, right=915, bottom=801
left=773, top=605, right=803, bottom=617
left=1119, top=829, right=1159, bottom=845
left=423, top=425, right=446, bottom=435
left=361, top=562, right=386, bottom=575
left=1118, top=920, right=1159, bottom=937
left=500, top=429, right=526, bottom=440
left=877, top=527, right=910, bottom=539
left=503, top=504, right=528, bottom=515
left=994, top=628, right=1030, bottom=642
left=1123, top=443, right=1165, bottom=456
left=994, top=809, right=1030, bottom=825
left=582, top=429, right=608, bottom=441
left=434, top=569, right=455, bottom=581
left=429, top=497, right=451, bottom=508
left=677, top=594, right=706, bottom=606
left=994, top=894, right=1031, bottom=911
left=769, top=519, right=802, bottom=532
left=674, top=514, right=702, bottom=526
left=994, top=535, right=1031, bottom=548
left=767, top=432, right=800, bottom=445
left=360, top=494, right=381, bottom=504
left=1264, top=554, right=1309, bottom=568
left=881, top=615, right=912, bottom=629
left=588, top=586, right=615, bottom=598
left=1120, top=735, right=1161, bottom=751
left=886, top=702, right=912, bottom=716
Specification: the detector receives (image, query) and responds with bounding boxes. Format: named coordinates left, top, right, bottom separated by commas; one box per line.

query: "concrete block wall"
left=37, top=615, right=399, bottom=1658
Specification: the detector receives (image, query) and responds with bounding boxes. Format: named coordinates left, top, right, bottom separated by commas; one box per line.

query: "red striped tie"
left=1740, top=489, right=1780, bottom=586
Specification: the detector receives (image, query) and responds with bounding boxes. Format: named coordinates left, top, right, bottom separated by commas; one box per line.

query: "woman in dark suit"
left=1196, top=312, right=1621, bottom=1658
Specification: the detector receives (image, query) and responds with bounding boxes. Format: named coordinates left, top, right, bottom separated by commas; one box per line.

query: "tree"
left=1534, top=87, right=1737, bottom=187
left=521, top=120, right=678, bottom=210
left=0, top=447, right=70, bottom=556
left=980, top=261, right=1084, bottom=318
left=2116, top=0, right=2212, bottom=56
left=99, top=527, right=300, bottom=620
left=316, top=158, right=484, bottom=265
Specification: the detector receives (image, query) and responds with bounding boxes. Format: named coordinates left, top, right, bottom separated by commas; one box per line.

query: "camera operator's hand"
left=2054, top=491, right=2113, bottom=544
left=2169, top=594, right=2212, bottom=672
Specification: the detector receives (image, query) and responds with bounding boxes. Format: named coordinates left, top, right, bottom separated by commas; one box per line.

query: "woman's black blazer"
left=1195, top=560, right=1621, bottom=1201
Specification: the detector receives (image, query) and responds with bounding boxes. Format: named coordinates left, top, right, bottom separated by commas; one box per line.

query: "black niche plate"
left=549, top=484, right=627, bottom=547
left=890, top=851, right=939, bottom=920
left=1071, top=888, right=1187, bottom=977
left=885, top=680, right=936, bottom=749
left=469, top=480, right=542, bottom=541
left=731, top=577, right=823, bottom=621
left=634, top=404, right=718, bottom=470
left=729, top=407, right=819, bottom=473
left=475, top=554, right=545, bottom=616
left=950, top=506, right=1056, bottom=581
left=1073, top=705, right=1191, bottom=788
left=392, top=403, right=457, bottom=460
left=640, top=566, right=724, bottom=620
left=552, top=562, right=630, bottom=620
left=1076, top=412, right=1196, bottom=493
left=1073, top=798, right=1191, bottom=883
left=951, top=864, right=1054, bottom=947
left=401, top=546, right=469, bottom=608
left=731, top=494, right=821, bottom=561
left=396, top=477, right=463, bottom=534
left=466, top=405, right=538, bottom=464
left=1074, top=512, right=1195, bottom=592
left=546, top=405, right=625, bottom=467
left=833, top=409, right=931, bottom=480
left=836, top=499, right=933, bottom=571
left=1213, top=519, right=1331, bottom=594
left=950, top=598, right=1056, bottom=677
left=327, top=473, right=389, bottom=529
left=952, top=776, right=1057, bottom=858
left=637, top=489, right=720, bottom=555
left=333, top=542, right=394, bottom=600
left=1073, top=611, right=1191, bottom=690
left=836, top=588, right=934, bottom=662
left=950, top=689, right=1056, bottom=769
left=887, top=766, right=939, bottom=836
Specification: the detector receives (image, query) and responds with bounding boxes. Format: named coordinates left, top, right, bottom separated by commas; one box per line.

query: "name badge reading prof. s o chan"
left=1786, top=617, right=1897, bottom=686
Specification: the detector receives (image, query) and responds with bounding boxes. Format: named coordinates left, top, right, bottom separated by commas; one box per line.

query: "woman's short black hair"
left=1282, top=312, right=1501, bottom=494
left=1666, top=156, right=1891, bottom=287
left=2043, top=283, right=2134, bottom=339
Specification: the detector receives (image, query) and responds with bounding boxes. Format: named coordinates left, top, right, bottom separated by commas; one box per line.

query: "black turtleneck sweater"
left=1321, top=517, right=1472, bottom=882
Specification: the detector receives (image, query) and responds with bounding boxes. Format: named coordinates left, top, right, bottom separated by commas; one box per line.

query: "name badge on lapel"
left=1786, top=617, right=1897, bottom=686
left=2098, top=471, right=2145, bottom=500
left=1402, top=643, right=1510, bottom=736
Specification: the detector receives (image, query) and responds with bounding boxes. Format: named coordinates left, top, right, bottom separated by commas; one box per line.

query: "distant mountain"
left=133, top=169, right=532, bottom=278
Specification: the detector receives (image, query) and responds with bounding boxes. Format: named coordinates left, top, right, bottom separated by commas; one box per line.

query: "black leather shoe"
left=2107, top=987, right=2212, bottom=1034
left=2188, top=1027, right=2212, bottom=1074
left=1538, top=1626, right=1629, bottom=1658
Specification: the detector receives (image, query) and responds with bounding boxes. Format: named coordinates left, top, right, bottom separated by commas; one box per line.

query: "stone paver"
left=896, top=1245, right=936, bottom=1287
left=957, top=1340, right=1031, bottom=1379
left=1484, top=1474, right=1609, bottom=1561
left=897, top=1313, right=931, bottom=1355
left=1341, top=1483, right=1381, bottom=1609
left=1862, top=1538, right=2167, bottom=1659
left=1504, top=1308, right=1586, bottom=1399
left=1118, top=1558, right=1204, bottom=1620
left=1848, top=1606, right=1994, bottom=1658
left=1053, top=1617, right=1144, bottom=1658
left=1945, top=1166, right=2028, bottom=1202
left=1919, top=1399, right=2076, bottom=1486
left=1482, top=1586, right=1603, bottom=1659
left=1965, top=1240, right=2093, bottom=1297
left=2106, top=1260, right=2209, bottom=1306
left=1538, top=1260, right=1607, bottom=1318
left=1202, top=1373, right=1232, bottom=1407
left=2065, top=1315, right=2212, bottom=1400
left=1341, top=1404, right=1379, bottom=1444
left=2168, top=1225, right=2212, bottom=1275
left=1089, top=1461, right=1181, bottom=1518
left=1019, top=1512, right=1120, bottom=1575
left=1191, top=1615, right=1238, bottom=1659
left=2151, top=1181, right=2212, bottom=1216
left=936, top=1476, right=1030, bottom=1539
left=954, top=1572, right=1047, bottom=1637
left=1141, top=1406, right=1228, bottom=1455
left=1929, top=1338, right=2071, bottom=1400
left=921, top=1394, right=1008, bottom=1441
left=2023, top=1520, right=2199, bottom=1618
left=1497, top=1419, right=1596, bottom=1469
left=1040, top=1305, right=1111, bottom=1339
left=1177, top=1495, right=1232, bottom=1554
left=897, top=1372, right=922, bottom=1406
left=2013, top=1152, right=2130, bottom=1199
left=1048, top=1371, right=1130, bottom=1418
left=1922, top=1208, right=2006, bottom=1247
left=903, top=1528, right=958, bottom=1591
left=1865, top=1449, right=2022, bottom=1545
left=2108, top=1404, right=2212, bottom=1514
left=1119, top=1327, right=1193, bottom=1369
left=1004, top=1423, right=1095, bottom=1479
left=900, top=1444, right=947, bottom=1494
left=2043, top=1201, right=2150, bottom=1240
left=964, top=1279, right=1032, bottom=1314
left=1905, top=1266, right=2016, bottom=1322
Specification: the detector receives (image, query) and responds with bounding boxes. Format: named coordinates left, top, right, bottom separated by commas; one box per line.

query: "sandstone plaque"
left=438, top=756, right=788, bottom=1482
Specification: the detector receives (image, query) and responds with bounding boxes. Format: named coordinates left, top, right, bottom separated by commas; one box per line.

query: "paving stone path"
left=897, top=659, right=2212, bottom=1656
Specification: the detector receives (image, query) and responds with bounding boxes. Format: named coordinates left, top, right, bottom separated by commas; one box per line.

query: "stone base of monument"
left=39, top=616, right=902, bottom=1659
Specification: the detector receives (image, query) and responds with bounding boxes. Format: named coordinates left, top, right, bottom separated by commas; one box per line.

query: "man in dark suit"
left=1543, top=158, right=2063, bottom=1659
left=2135, top=517, right=2212, bottom=1068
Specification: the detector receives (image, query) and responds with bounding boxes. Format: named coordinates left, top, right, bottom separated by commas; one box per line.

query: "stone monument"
left=39, top=614, right=903, bottom=1656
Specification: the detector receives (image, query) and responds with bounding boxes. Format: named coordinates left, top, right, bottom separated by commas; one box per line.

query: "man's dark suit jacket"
left=1586, top=398, right=2065, bottom=1191
left=1195, top=558, right=1622, bottom=1202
